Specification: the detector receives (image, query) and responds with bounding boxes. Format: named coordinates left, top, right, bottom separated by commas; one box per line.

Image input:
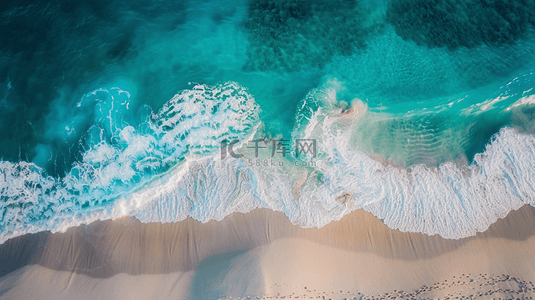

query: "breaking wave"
left=0, top=82, right=259, bottom=243
left=2, top=80, right=535, bottom=243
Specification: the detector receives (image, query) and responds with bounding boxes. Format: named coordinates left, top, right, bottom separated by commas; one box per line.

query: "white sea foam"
left=0, top=82, right=259, bottom=243
left=132, top=83, right=535, bottom=239
left=508, top=94, right=535, bottom=110
left=2, top=81, right=535, bottom=243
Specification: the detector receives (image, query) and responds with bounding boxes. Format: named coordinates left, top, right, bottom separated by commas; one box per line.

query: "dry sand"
left=1, top=205, right=535, bottom=299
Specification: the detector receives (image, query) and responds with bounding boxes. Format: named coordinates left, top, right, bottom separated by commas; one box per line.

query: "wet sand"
left=1, top=205, right=535, bottom=299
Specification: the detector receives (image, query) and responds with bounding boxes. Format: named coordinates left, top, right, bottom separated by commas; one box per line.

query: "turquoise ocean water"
left=2, top=0, right=535, bottom=241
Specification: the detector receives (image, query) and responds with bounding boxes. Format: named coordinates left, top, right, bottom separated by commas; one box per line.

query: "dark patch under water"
left=245, top=0, right=381, bottom=71
left=387, top=0, right=535, bottom=49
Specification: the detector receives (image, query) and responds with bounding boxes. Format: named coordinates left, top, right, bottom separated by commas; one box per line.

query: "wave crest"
left=2, top=80, right=535, bottom=243
left=0, top=82, right=259, bottom=243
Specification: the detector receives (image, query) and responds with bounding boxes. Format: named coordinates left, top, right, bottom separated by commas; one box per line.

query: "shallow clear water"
left=1, top=0, right=535, bottom=241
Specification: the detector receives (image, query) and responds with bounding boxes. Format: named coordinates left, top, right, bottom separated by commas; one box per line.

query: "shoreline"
left=1, top=205, right=535, bottom=299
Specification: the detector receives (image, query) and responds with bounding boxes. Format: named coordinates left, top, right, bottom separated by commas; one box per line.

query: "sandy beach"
left=1, top=205, right=535, bottom=299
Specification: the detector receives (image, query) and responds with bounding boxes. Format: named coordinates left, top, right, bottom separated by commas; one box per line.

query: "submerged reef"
left=387, top=0, right=535, bottom=49
left=245, top=0, right=379, bottom=71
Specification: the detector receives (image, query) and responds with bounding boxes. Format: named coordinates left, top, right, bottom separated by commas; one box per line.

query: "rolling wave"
left=0, top=82, right=259, bottom=243
left=1, top=80, right=535, bottom=243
